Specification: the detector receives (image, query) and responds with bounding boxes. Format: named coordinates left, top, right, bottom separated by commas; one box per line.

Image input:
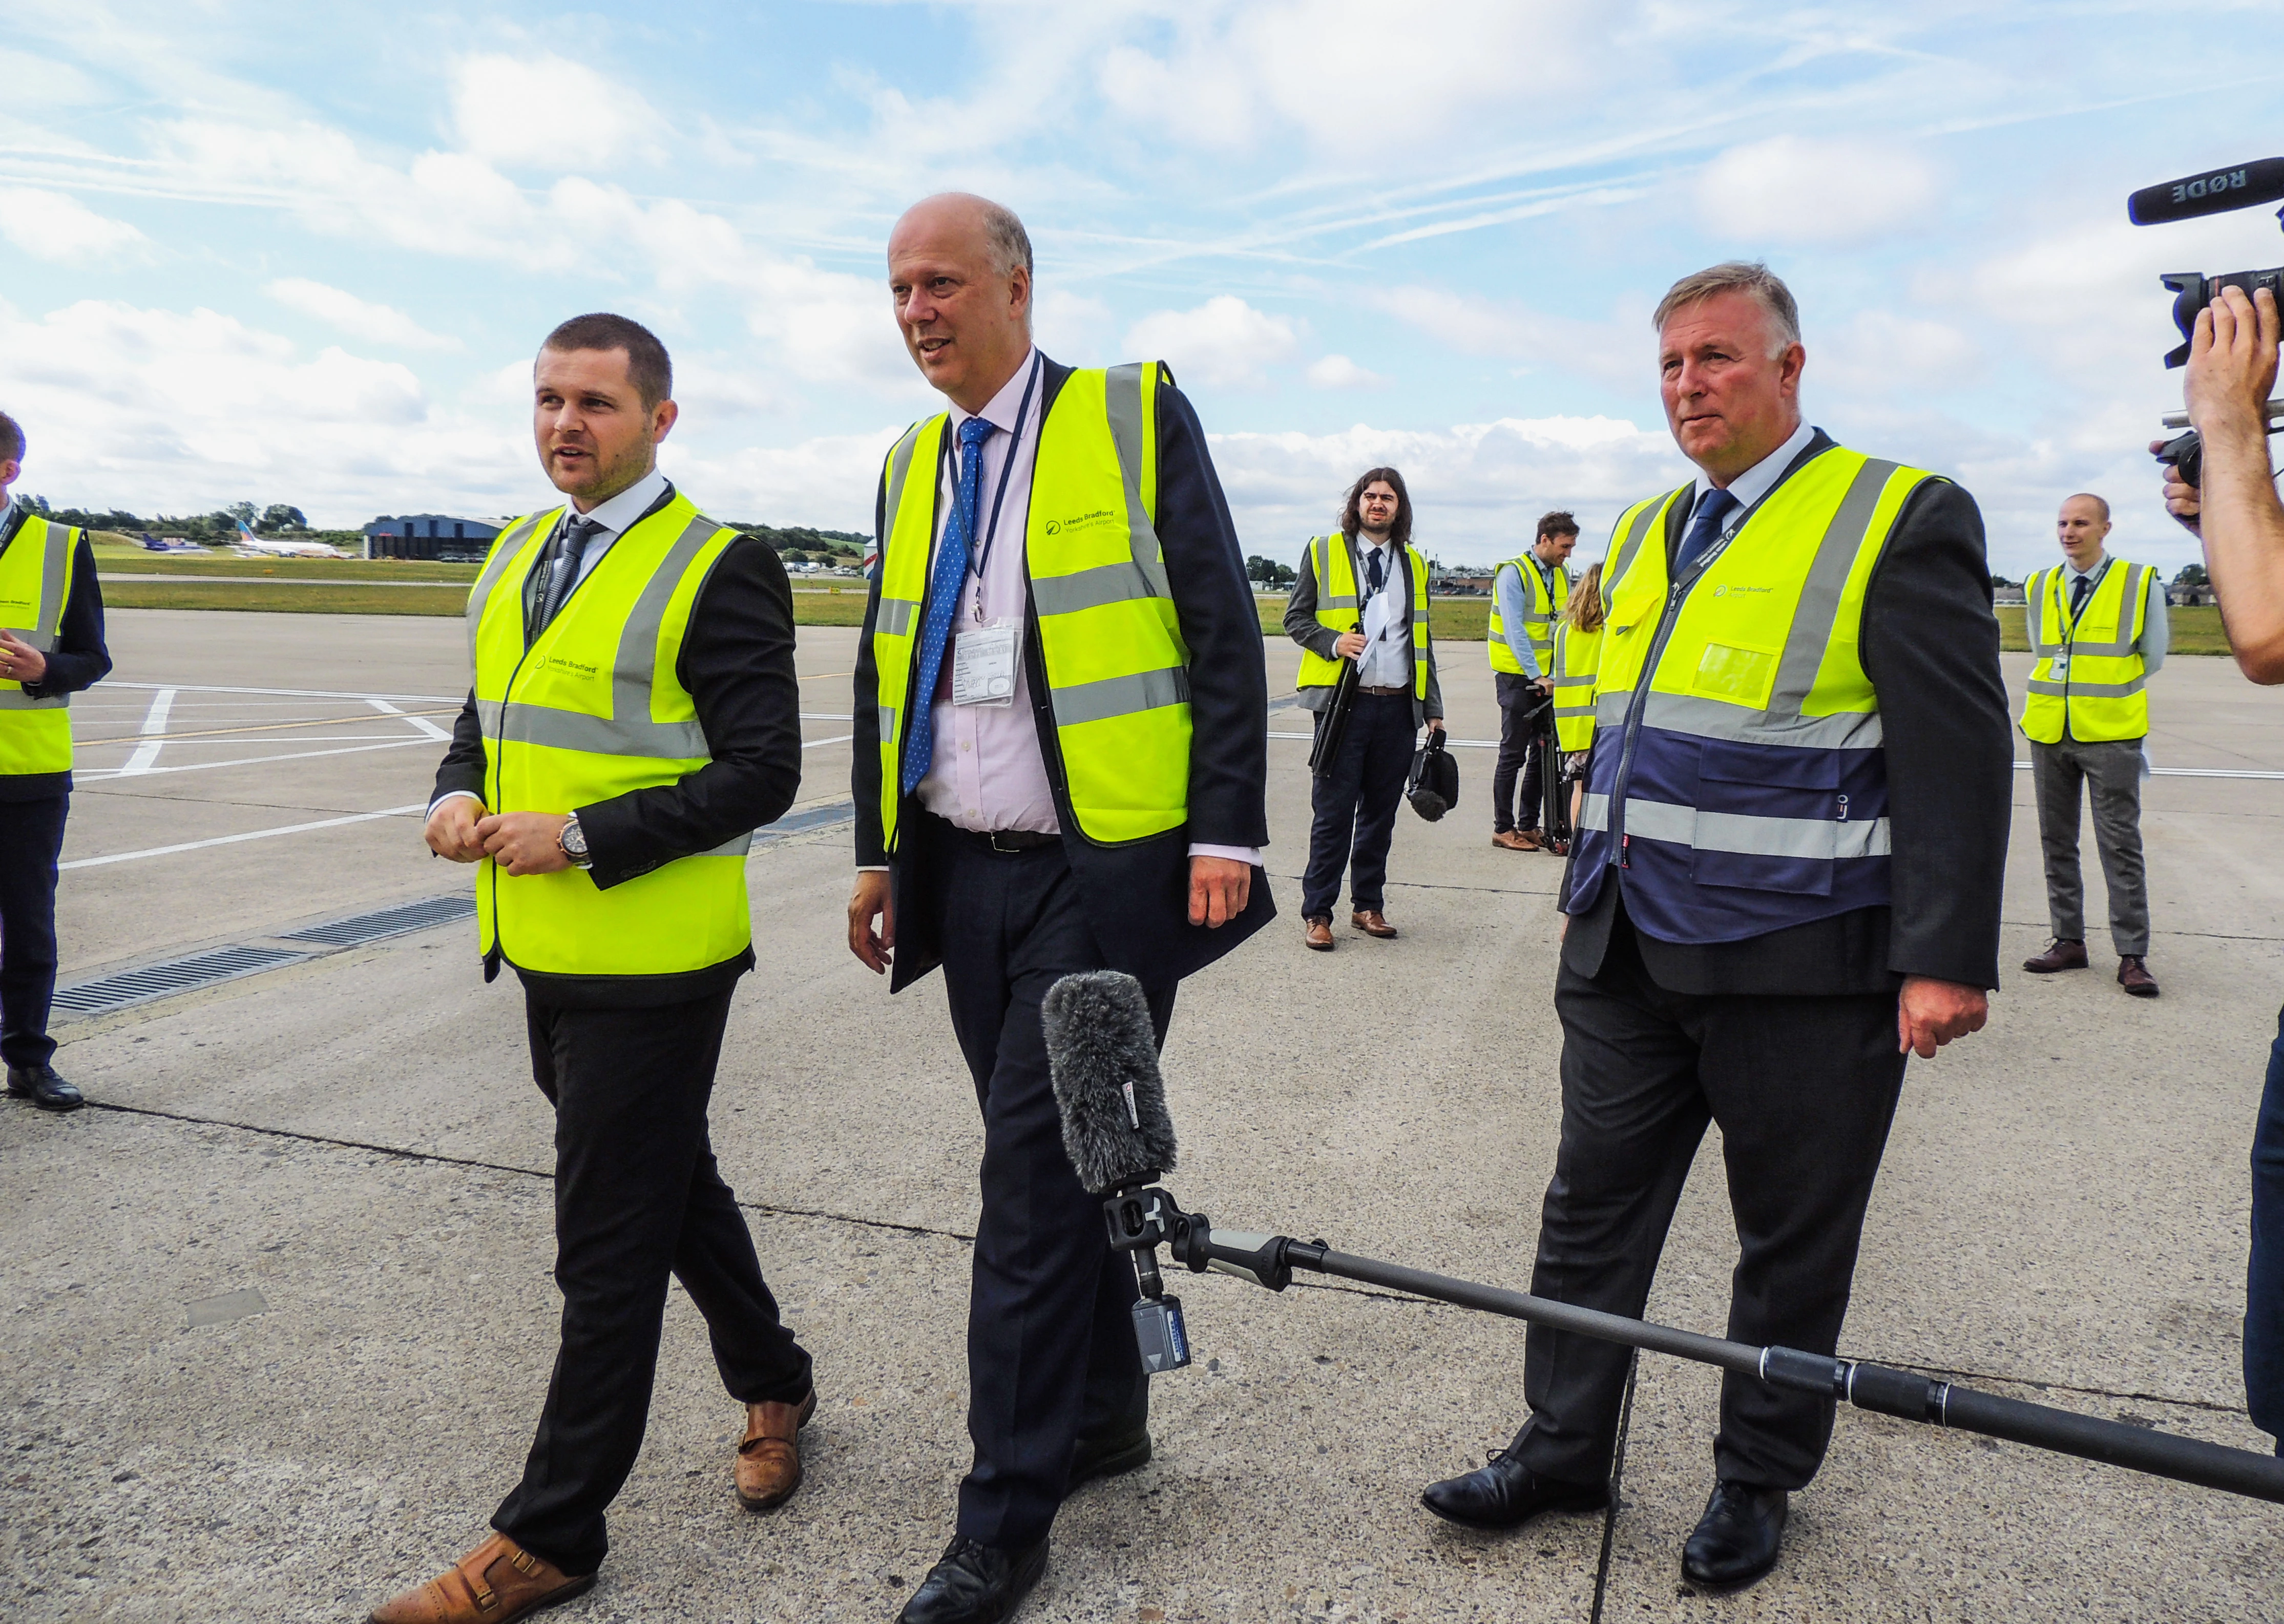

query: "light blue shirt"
left=2061, top=554, right=2168, bottom=675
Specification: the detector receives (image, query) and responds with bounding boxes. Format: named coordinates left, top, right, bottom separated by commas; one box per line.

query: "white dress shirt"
left=871, top=348, right=1258, bottom=868
left=1688, top=417, right=1818, bottom=539
left=430, top=467, right=671, bottom=815
left=1354, top=534, right=1412, bottom=689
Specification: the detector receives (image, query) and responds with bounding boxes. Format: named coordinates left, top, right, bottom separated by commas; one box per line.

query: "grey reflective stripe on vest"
left=35, top=521, right=69, bottom=641
left=465, top=512, right=551, bottom=670
left=0, top=688, right=65, bottom=711
left=882, top=421, right=926, bottom=546
left=1314, top=536, right=1357, bottom=610
left=1030, top=362, right=1176, bottom=617
left=877, top=704, right=896, bottom=746
left=2026, top=674, right=2147, bottom=698
left=1051, top=665, right=1190, bottom=725
left=1603, top=493, right=1676, bottom=608
left=2062, top=562, right=2149, bottom=657
left=877, top=598, right=917, bottom=637
left=611, top=514, right=723, bottom=729
left=2025, top=568, right=2056, bottom=658
left=1592, top=688, right=1885, bottom=750
left=1579, top=792, right=1893, bottom=859
left=476, top=697, right=708, bottom=759
left=701, top=831, right=756, bottom=858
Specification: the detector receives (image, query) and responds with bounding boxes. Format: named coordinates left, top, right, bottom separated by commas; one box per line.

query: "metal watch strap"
left=558, top=813, right=593, bottom=869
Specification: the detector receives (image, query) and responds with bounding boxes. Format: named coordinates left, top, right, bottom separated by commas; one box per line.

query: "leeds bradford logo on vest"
left=1043, top=510, right=1117, bottom=538
left=542, top=654, right=600, bottom=681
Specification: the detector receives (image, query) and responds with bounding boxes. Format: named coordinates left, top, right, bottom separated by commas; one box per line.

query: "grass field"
left=86, top=563, right=2236, bottom=658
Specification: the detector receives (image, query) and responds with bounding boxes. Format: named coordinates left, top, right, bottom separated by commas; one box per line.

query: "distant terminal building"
left=363, top=514, right=504, bottom=562
left=1437, top=568, right=1496, bottom=596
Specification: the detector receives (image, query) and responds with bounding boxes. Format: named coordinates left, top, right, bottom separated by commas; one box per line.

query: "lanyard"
left=952, top=351, right=1041, bottom=591
left=2059, top=558, right=2112, bottom=648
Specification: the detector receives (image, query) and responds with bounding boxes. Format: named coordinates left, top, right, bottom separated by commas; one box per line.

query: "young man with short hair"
left=1490, top=511, right=1578, bottom=850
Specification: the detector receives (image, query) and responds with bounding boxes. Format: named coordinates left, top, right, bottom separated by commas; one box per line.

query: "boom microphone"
left=2128, top=158, right=2284, bottom=226
left=1042, top=970, right=1177, bottom=1196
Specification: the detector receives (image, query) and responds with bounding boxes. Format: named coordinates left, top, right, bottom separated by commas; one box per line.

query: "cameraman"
left=2157, top=283, right=2284, bottom=1449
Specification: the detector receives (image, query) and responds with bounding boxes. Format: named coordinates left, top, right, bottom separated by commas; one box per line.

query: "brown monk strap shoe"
left=2022, top=938, right=2088, bottom=974
left=1304, top=916, right=1335, bottom=952
left=1352, top=909, right=1398, bottom=939
left=2119, top=956, right=2161, bottom=998
left=736, top=1384, right=818, bottom=1509
left=1492, top=828, right=1542, bottom=852
left=368, top=1532, right=592, bottom=1624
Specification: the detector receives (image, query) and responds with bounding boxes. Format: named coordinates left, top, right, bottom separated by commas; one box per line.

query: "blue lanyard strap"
left=952, top=351, right=1042, bottom=583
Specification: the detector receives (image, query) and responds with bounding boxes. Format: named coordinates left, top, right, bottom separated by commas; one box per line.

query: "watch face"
left=562, top=820, right=587, bottom=856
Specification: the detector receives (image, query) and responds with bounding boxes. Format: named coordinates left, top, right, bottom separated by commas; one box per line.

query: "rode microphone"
left=1042, top=970, right=1190, bottom=1373
left=2129, top=158, right=2284, bottom=226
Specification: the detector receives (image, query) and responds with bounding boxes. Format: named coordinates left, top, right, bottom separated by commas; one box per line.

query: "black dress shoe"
left=1681, top=1480, right=1788, bottom=1590
left=1066, top=1426, right=1151, bottom=1496
left=1420, top=1447, right=1606, bottom=1531
left=7, top=1065, right=82, bottom=1112
left=896, top=1535, right=1047, bottom=1624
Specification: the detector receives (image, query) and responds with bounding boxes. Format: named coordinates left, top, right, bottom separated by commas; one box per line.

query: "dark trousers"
left=937, top=833, right=1165, bottom=1549
left=0, top=793, right=68, bottom=1072
left=2248, top=1004, right=2284, bottom=1446
left=1513, top=916, right=1906, bottom=1489
left=492, top=988, right=811, bottom=1575
left=2029, top=736, right=2149, bottom=956
left=1493, top=673, right=1550, bottom=834
left=1302, top=691, right=1414, bottom=919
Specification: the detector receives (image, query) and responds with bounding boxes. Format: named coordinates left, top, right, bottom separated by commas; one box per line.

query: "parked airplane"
left=136, top=534, right=203, bottom=554
left=229, top=519, right=345, bottom=559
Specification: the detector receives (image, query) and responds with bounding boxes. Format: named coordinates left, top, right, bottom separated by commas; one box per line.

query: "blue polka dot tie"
left=902, top=415, right=995, bottom=796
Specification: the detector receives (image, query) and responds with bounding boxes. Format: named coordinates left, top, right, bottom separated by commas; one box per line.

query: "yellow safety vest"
left=1293, top=533, right=1429, bottom=698
left=1552, top=620, right=1602, bottom=754
left=1570, top=447, right=1941, bottom=943
left=465, top=491, right=754, bottom=977
left=870, top=362, right=1193, bottom=855
left=2021, top=558, right=2151, bottom=744
left=1488, top=553, right=1570, bottom=674
left=0, top=514, right=79, bottom=776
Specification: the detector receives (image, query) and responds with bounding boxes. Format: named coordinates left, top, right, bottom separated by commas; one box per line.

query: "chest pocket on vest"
left=1690, top=740, right=1839, bottom=897
left=1689, top=638, right=1779, bottom=709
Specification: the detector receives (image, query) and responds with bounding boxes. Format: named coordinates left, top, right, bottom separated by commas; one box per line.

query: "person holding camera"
left=1286, top=468, right=1444, bottom=950
left=1489, top=511, right=1578, bottom=851
left=2018, top=493, right=2168, bottom=997
left=2156, top=281, right=2284, bottom=1448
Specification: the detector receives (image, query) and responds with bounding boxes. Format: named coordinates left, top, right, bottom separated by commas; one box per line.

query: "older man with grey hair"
left=1420, top=261, right=2011, bottom=1592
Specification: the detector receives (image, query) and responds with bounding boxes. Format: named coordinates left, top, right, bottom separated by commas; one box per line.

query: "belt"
left=946, top=825, right=1062, bottom=854
left=1357, top=684, right=1410, bottom=697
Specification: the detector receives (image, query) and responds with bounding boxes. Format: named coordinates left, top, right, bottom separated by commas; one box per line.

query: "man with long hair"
left=1285, top=467, right=1443, bottom=950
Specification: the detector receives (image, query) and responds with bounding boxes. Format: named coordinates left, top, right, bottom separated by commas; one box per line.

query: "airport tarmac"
left=5, top=607, right=2283, bottom=1622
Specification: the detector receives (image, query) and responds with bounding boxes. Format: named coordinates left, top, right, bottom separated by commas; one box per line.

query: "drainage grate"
left=53, top=945, right=311, bottom=1017
left=280, top=892, right=475, bottom=948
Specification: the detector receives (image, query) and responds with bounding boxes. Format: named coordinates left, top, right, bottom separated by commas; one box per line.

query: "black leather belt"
left=1357, top=684, right=1410, bottom=697
left=949, top=825, right=1062, bottom=854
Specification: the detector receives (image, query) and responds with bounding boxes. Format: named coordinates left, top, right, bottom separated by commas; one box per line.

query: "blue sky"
left=3, top=2, right=2281, bottom=577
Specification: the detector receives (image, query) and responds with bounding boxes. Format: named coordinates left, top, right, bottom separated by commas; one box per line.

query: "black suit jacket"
left=852, top=356, right=1274, bottom=994
left=1559, top=431, right=2011, bottom=995
left=0, top=510, right=111, bottom=802
left=433, top=511, right=804, bottom=1006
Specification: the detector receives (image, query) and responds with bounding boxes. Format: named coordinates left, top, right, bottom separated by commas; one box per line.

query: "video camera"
left=2130, top=157, right=2284, bottom=486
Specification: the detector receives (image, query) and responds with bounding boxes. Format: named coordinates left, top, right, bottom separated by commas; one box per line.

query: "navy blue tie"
left=902, top=416, right=994, bottom=796
left=1675, top=488, right=1738, bottom=575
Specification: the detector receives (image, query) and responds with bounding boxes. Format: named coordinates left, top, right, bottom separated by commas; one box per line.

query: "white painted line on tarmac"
left=368, top=696, right=453, bottom=741
left=61, top=803, right=427, bottom=870
left=120, top=688, right=176, bottom=775
left=76, top=738, right=437, bottom=781
left=1269, top=729, right=1500, bottom=749
left=106, top=681, right=461, bottom=704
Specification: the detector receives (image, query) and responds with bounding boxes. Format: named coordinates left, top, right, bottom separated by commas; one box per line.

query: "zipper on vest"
left=1607, top=576, right=1693, bottom=860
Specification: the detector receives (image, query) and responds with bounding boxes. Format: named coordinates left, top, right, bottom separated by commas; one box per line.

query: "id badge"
left=952, top=619, right=1020, bottom=706
left=2050, top=653, right=2069, bottom=679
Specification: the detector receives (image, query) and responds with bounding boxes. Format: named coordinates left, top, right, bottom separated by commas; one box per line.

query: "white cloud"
left=1306, top=354, right=1387, bottom=390
left=1125, top=296, right=1299, bottom=389
left=263, top=278, right=460, bottom=352
left=1813, top=310, right=1982, bottom=394
left=451, top=53, right=666, bottom=172
left=0, top=186, right=148, bottom=263
left=1697, top=136, right=1939, bottom=246
left=1372, top=285, right=1648, bottom=390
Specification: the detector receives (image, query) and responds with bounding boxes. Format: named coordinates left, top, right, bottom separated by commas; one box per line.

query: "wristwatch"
left=558, top=813, right=593, bottom=870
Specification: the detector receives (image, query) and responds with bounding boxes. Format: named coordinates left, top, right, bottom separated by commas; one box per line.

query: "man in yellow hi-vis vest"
left=1489, top=510, right=1577, bottom=850
left=0, top=411, right=110, bottom=1115
left=375, top=317, right=814, bottom=1624
left=848, top=194, right=1269, bottom=1624
left=2019, top=493, right=2167, bottom=997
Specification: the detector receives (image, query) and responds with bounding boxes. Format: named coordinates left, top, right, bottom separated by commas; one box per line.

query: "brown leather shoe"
left=368, top=1532, right=592, bottom=1624
left=2119, top=956, right=2161, bottom=998
left=736, top=1385, right=818, bottom=1509
left=1352, top=910, right=1398, bottom=939
left=1304, top=916, right=1335, bottom=952
left=1491, top=829, right=1541, bottom=852
left=2022, top=938, right=2088, bottom=974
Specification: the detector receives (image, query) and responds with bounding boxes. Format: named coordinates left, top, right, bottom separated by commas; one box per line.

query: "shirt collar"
left=948, top=347, right=1040, bottom=438
left=2063, top=553, right=2108, bottom=581
left=1695, top=418, right=1818, bottom=515
left=569, top=467, right=670, bottom=539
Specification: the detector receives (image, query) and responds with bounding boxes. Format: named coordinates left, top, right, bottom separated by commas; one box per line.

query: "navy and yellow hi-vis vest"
left=1552, top=620, right=1602, bottom=754
left=0, top=514, right=80, bottom=776
left=870, top=362, right=1193, bottom=854
left=2021, top=558, right=2152, bottom=744
left=1488, top=553, right=1569, bottom=674
left=1567, top=446, right=1941, bottom=944
left=465, top=491, right=754, bottom=976
left=1293, top=533, right=1430, bottom=698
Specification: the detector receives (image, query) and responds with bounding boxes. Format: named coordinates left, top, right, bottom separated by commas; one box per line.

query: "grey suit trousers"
left=2029, top=735, right=2149, bottom=956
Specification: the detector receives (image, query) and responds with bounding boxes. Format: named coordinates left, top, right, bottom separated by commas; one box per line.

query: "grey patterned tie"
left=536, top=516, right=603, bottom=636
